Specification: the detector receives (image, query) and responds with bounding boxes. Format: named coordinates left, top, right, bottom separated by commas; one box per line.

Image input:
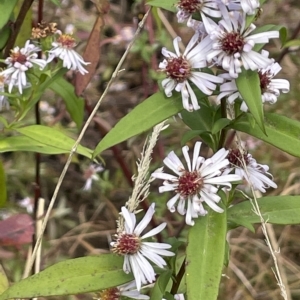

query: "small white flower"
left=96, top=280, right=149, bottom=300
left=111, top=204, right=174, bottom=291
left=159, top=34, right=223, bottom=111
left=18, top=197, right=34, bottom=214
left=152, top=142, right=242, bottom=226
left=176, top=0, right=221, bottom=23
left=202, top=5, right=279, bottom=78
left=224, top=149, right=277, bottom=193
left=217, top=50, right=290, bottom=111
left=47, top=33, right=90, bottom=74
left=3, top=40, right=47, bottom=94
left=221, top=0, right=260, bottom=15
left=82, top=164, right=104, bottom=191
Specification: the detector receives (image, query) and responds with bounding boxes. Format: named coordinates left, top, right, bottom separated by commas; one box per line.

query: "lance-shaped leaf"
left=0, top=0, right=18, bottom=29
left=93, top=91, right=183, bottom=157
left=0, top=255, right=133, bottom=299
left=235, top=69, right=265, bottom=133
left=228, top=196, right=300, bottom=227
left=15, top=125, right=92, bottom=159
left=186, top=199, right=227, bottom=300
left=231, top=112, right=300, bottom=158
left=50, top=77, right=85, bottom=130
left=0, top=136, right=87, bottom=156
left=0, top=265, right=8, bottom=295
left=147, top=0, right=177, bottom=12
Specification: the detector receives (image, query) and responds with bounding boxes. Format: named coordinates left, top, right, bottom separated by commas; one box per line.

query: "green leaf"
left=146, top=0, right=177, bottom=12
left=0, top=26, right=11, bottom=50
left=14, top=2, right=32, bottom=47
left=49, top=77, right=84, bottom=130
left=0, top=160, right=6, bottom=208
left=211, top=118, right=231, bottom=135
left=235, top=69, right=265, bottom=133
left=231, top=112, right=300, bottom=158
left=0, top=255, right=133, bottom=299
left=93, top=91, right=183, bottom=157
left=0, top=265, right=8, bottom=295
left=50, top=0, right=61, bottom=6
left=186, top=201, right=227, bottom=300
left=228, top=196, right=300, bottom=226
left=283, top=39, right=300, bottom=48
left=181, top=130, right=208, bottom=146
left=279, top=27, right=288, bottom=46
left=15, top=125, right=92, bottom=159
left=0, top=136, right=88, bottom=156
left=150, top=270, right=172, bottom=300
left=181, top=105, right=217, bottom=151
left=0, top=0, right=18, bottom=29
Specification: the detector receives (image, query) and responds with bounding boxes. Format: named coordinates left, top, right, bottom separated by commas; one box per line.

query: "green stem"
left=171, top=258, right=186, bottom=295
left=217, top=98, right=228, bottom=150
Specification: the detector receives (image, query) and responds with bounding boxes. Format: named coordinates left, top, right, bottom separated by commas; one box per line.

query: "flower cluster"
left=107, top=1, right=282, bottom=298
left=159, top=0, right=288, bottom=112
left=0, top=24, right=89, bottom=109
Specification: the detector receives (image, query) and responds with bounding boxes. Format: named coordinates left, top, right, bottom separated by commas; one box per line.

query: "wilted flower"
left=159, top=34, right=223, bottom=111
left=152, top=142, right=242, bottom=225
left=47, top=33, right=89, bottom=74
left=217, top=50, right=290, bottom=111
left=3, top=40, right=47, bottom=94
left=202, top=5, right=278, bottom=78
left=111, top=204, right=174, bottom=290
left=224, top=149, right=277, bottom=193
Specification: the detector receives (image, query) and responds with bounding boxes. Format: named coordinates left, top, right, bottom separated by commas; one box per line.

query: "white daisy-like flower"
left=82, top=164, right=104, bottom=191
left=201, top=5, right=279, bottom=78
left=3, top=40, right=47, bottom=94
left=0, top=72, right=9, bottom=111
left=47, top=33, right=89, bottom=74
left=151, top=142, right=242, bottom=226
left=111, top=204, right=174, bottom=291
left=176, top=0, right=221, bottom=23
left=217, top=50, right=290, bottom=111
left=220, top=0, right=260, bottom=15
left=224, top=149, right=277, bottom=193
left=96, top=280, right=149, bottom=300
left=159, top=34, right=223, bottom=111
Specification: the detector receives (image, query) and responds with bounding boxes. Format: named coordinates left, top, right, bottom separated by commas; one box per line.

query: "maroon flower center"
left=11, top=52, right=27, bottom=65
left=165, top=56, right=191, bottom=83
left=57, top=34, right=76, bottom=49
left=177, top=0, right=202, bottom=13
left=221, top=32, right=245, bottom=55
left=258, top=70, right=272, bottom=92
left=112, top=233, right=141, bottom=255
left=98, top=287, right=120, bottom=300
left=227, top=149, right=249, bottom=167
left=176, top=170, right=203, bottom=198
